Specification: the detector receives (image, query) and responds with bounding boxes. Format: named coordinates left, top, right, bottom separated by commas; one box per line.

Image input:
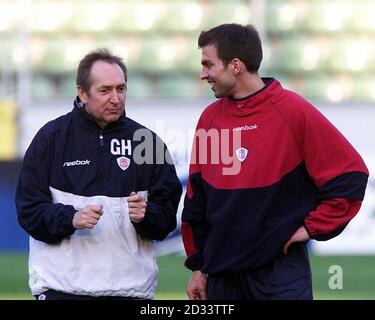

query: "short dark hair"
left=76, top=48, right=128, bottom=93
left=198, top=23, right=263, bottom=72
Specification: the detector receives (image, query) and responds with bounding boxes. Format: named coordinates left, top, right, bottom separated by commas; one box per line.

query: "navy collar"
left=73, top=96, right=126, bottom=130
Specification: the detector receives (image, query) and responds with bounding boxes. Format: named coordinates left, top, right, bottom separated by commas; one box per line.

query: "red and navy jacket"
left=181, top=78, right=369, bottom=274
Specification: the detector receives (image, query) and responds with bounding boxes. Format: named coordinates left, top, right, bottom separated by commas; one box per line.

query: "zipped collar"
left=73, top=96, right=126, bottom=131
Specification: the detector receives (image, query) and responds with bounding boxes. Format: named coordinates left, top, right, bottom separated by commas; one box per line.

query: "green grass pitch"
left=1, top=253, right=374, bottom=300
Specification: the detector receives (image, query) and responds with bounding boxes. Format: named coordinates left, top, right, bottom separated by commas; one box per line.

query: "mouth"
left=106, top=108, right=122, bottom=114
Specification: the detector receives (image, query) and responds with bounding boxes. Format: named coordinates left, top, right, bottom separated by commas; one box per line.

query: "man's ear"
left=77, top=86, right=88, bottom=104
left=231, top=58, right=243, bottom=76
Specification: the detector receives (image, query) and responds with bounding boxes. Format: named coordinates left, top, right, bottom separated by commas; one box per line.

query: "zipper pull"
left=99, top=133, right=104, bottom=147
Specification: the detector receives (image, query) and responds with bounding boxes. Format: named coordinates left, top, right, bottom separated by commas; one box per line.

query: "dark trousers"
left=35, top=289, right=143, bottom=300
left=207, top=242, right=313, bottom=300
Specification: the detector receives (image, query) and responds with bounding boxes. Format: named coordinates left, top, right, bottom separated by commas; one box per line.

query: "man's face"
left=200, top=45, right=236, bottom=98
left=78, top=60, right=126, bottom=128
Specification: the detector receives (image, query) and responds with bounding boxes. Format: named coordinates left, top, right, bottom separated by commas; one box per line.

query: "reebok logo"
left=63, top=159, right=91, bottom=167
left=233, top=124, right=258, bottom=132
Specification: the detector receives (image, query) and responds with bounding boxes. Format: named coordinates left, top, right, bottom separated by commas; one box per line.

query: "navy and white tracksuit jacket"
left=15, top=97, right=182, bottom=298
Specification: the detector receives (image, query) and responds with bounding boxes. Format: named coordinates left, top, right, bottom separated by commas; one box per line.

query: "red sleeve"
left=301, top=105, right=368, bottom=188
left=279, top=95, right=369, bottom=240
left=304, top=198, right=362, bottom=240
left=181, top=116, right=208, bottom=271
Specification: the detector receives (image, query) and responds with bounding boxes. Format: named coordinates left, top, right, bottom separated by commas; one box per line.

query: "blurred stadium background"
left=1, top=0, right=375, bottom=299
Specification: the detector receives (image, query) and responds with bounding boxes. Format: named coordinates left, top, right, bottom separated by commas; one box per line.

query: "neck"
left=231, top=73, right=265, bottom=99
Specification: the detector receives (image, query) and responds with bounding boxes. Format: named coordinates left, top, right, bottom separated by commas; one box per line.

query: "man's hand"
left=187, top=270, right=207, bottom=300
left=283, top=225, right=310, bottom=255
left=127, top=191, right=147, bottom=223
left=73, top=204, right=103, bottom=229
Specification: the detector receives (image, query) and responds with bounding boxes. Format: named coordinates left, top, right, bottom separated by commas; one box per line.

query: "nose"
left=110, top=90, right=120, bottom=103
left=200, top=68, right=208, bottom=80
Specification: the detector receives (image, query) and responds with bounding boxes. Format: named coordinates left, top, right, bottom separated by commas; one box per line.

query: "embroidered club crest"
left=235, top=147, right=248, bottom=162
left=117, top=156, right=130, bottom=171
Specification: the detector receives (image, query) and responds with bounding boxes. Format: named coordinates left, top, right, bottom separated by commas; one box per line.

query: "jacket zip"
left=98, top=130, right=106, bottom=193
left=99, top=131, right=104, bottom=147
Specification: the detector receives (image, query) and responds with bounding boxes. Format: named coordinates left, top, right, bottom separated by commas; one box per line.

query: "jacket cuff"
left=58, top=205, right=77, bottom=236
left=184, top=254, right=204, bottom=271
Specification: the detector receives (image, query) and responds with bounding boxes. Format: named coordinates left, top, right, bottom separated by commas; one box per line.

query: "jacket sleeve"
left=15, top=127, right=77, bottom=244
left=297, top=103, right=369, bottom=240
left=131, top=139, right=182, bottom=241
left=181, top=118, right=210, bottom=271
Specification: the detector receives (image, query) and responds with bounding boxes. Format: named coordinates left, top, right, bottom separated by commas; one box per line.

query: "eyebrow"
left=98, top=83, right=126, bottom=89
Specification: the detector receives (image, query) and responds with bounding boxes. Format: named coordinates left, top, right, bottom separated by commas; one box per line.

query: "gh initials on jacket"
left=110, top=139, right=132, bottom=156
